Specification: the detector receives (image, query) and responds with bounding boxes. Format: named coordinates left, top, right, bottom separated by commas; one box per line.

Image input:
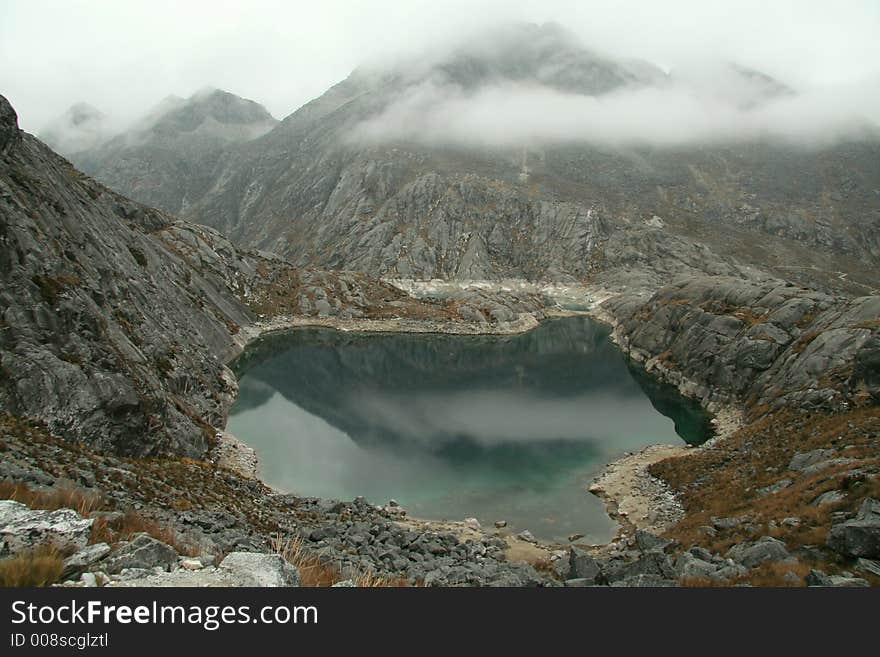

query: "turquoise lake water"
left=228, top=316, right=711, bottom=543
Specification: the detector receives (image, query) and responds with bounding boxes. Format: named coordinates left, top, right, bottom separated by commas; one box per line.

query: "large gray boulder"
left=568, top=548, right=602, bottom=584
left=826, top=498, right=880, bottom=558
left=725, top=536, right=795, bottom=569
left=103, top=533, right=179, bottom=573
left=674, top=552, right=718, bottom=580
left=108, top=552, right=301, bottom=587
left=217, top=552, right=301, bottom=587
left=605, top=551, right=676, bottom=583
left=635, top=530, right=672, bottom=553
left=789, top=449, right=836, bottom=471
left=806, top=570, right=870, bottom=587
left=62, top=542, right=111, bottom=578
left=0, top=500, right=94, bottom=556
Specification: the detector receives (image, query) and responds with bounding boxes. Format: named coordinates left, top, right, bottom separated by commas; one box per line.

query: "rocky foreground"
left=3, top=412, right=878, bottom=588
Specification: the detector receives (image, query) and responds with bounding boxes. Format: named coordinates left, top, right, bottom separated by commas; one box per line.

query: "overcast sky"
left=1, top=0, right=879, bottom=132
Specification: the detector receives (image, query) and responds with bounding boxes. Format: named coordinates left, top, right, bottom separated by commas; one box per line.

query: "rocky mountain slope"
left=603, top=276, right=880, bottom=413
left=0, top=93, right=515, bottom=458
left=67, top=23, right=880, bottom=296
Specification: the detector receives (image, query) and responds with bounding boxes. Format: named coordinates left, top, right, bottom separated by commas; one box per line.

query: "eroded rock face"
left=216, top=552, right=301, bottom=587
left=0, top=94, right=259, bottom=456
left=107, top=552, right=301, bottom=587
left=102, top=533, right=180, bottom=574
left=0, top=500, right=94, bottom=556
left=725, top=536, right=794, bottom=569
left=603, top=276, right=880, bottom=411
left=0, top=94, right=488, bottom=459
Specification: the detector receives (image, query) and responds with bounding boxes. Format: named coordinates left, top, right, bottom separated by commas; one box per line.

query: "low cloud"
left=351, top=68, right=880, bottom=149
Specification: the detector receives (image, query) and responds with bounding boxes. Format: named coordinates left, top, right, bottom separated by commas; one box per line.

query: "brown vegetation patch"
left=89, top=510, right=198, bottom=556
left=0, top=547, right=66, bottom=587
left=0, top=479, right=104, bottom=516
left=271, top=534, right=413, bottom=587
left=649, top=407, right=880, bottom=566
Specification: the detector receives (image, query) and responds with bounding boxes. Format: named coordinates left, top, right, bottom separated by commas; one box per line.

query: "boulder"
left=605, top=551, right=676, bottom=583
left=757, top=479, right=792, bottom=497
left=789, top=449, right=835, bottom=472
left=711, top=515, right=752, bottom=531
left=0, top=500, right=94, bottom=556
left=609, top=574, right=677, bottom=587
left=218, top=552, right=301, bottom=587
left=854, top=558, right=880, bottom=578
left=102, top=533, right=179, bottom=574
left=62, top=543, right=111, bottom=578
left=811, top=490, right=846, bottom=506
left=516, top=530, right=537, bottom=543
left=563, top=578, right=594, bottom=587
left=568, top=548, right=602, bottom=583
left=826, top=498, right=880, bottom=558
left=674, top=552, right=717, bottom=580
left=463, top=518, right=481, bottom=530
left=806, top=569, right=870, bottom=587
left=107, top=552, right=301, bottom=587
left=635, top=530, right=672, bottom=553
left=725, top=536, right=795, bottom=569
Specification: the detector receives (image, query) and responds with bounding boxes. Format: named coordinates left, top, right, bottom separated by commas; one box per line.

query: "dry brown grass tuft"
left=681, top=562, right=813, bottom=588
left=736, top=561, right=813, bottom=587
left=271, top=534, right=341, bottom=587
left=89, top=510, right=198, bottom=556
left=0, top=479, right=104, bottom=516
left=270, top=534, right=414, bottom=587
left=0, top=547, right=66, bottom=587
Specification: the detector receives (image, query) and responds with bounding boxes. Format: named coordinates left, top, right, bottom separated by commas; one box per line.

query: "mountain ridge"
left=54, top=23, right=877, bottom=296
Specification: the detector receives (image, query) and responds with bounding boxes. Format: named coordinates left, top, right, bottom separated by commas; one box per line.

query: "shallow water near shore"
left=228, top=316, right=711, bottom=543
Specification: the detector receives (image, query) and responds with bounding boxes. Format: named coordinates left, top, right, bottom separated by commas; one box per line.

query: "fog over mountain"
left=2, top=0, right=879, bottom=134
left=349, top=25, right=879, bottom=148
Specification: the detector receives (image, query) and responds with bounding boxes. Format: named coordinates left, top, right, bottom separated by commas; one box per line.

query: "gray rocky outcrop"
left=725, top=536, right=795, bottom=569
left=603, top=277, right=880, bottom=412
left=102, top=533, right=180, bottom=574
left=0, top=500, right=93, bottom=556
left=806, top=569, right=870, bottom=587
left=107, top=551, right=301, bottom=587
left=827, top=498, right=880, bottom=559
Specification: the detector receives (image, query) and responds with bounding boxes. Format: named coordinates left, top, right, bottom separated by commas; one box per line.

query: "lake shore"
left=218, top=290, right=732, bottom=558
left=587, top=406, right=744, bottom=544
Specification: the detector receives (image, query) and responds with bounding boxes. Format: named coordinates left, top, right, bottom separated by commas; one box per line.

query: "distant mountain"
left=69, top=89, right=278, bottom=216
left=71, top=23, right=880, bottom=295
left=39, top=102, right=109, bottom=156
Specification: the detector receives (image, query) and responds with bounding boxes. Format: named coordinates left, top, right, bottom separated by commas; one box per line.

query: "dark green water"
left=228, top=316, right=712, bottom=543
